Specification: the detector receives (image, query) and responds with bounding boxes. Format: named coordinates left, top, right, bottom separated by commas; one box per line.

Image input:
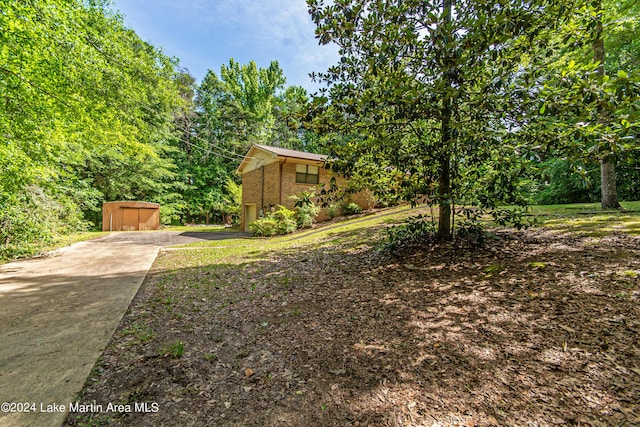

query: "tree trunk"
left=594, top=1, right=621, bottom=210
left=437, top=0, right=454, bottom=241
left=437, top=154, right=452, bottom=240
left=600, top=159, right=620, bottom=209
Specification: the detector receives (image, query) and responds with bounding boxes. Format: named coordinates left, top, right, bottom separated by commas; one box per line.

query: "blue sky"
left=111, top=0, right=339, bottom=92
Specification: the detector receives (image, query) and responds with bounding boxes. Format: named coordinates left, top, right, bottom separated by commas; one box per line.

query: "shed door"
left=122, top=208, right=139, bottom=231
left=138, top=208, right=156, bottom=231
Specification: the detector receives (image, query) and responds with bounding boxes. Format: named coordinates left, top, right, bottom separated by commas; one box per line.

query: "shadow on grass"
left=178, top=231, right=251, bottom=241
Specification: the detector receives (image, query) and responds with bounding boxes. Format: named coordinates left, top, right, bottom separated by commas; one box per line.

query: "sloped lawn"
left=66, top=208, right=640, bottom=426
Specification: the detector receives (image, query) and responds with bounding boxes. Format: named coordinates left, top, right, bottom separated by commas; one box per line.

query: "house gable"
left=236, top=144, right=327, bottom=176
left=235, top=145, right=280, bottom=175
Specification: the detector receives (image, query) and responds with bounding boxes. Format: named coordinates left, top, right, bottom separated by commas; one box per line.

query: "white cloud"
left=184, top=0, right=339, bottom=85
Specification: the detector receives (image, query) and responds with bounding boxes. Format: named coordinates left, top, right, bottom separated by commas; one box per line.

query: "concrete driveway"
left=0, top=231, right=246, bottom=427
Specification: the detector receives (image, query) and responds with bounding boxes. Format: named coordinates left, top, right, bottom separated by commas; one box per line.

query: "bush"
left=342, top=202, right=362, bottom=215
left=249, top=217, right=279, bottom=237
left=534, top=159, right=598, bottom=205
left=327, top=204, right=339, bottom=219
left=249, top=206, right=297, bottom=237
left=271, top=206, right=298, bottom=235
left=291, top=191, right=320, bottom=228
left=0, top=186, right=89, bottom=261
left=382, top=214, right=435, bottom=252
left=296, top=203, right=320, bottom=228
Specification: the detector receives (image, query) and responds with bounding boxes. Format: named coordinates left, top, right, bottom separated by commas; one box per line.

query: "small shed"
left=102, top=201, right=160, bottom=231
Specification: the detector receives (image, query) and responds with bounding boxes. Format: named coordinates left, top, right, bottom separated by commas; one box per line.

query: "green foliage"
left=249, top=217, right=279, bottom=237
left=0, top=187, right=89, bottom=261
left=291, top=191, right=321, bottom=228
left=534, top=159, right=599, bottom=205
left=456, top=219, right=487, bottom=245
left=173, top=59, right=317, bottom=225
left=537, top=60, right=640, bottom=162
left=222, top=178, right=242, bottom=217
left=380, top=205, right=534, bottom=252
left=249, top=206, right=298, bottom=237
left=271, top=206, right=298, bottom=235
left=327, top=204, right=339, bottom=219
left=296, top=203, right=321, bottom=228
left=307, top=0, right=574, bottom=240
left=0, top=0, right=184, bottom=258
left=342, top=203, right=362, bottom=216
left=382, top=215, right=436, bottom=252
left=455, top=207, right=488, bottom=245
left=615, top=158, right=640, bottom=201
left=531, top=1, right=640, bottom=208
left=603, top=0, right=640, bottom=72
left=530, top=155, right=640, bottom=205
left=490, top=207, right=534, bottom=231
left=203, top=353, right=218, bottom=363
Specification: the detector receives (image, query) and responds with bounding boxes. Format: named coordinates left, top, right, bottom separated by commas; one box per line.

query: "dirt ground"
left=65, top=229, right=640, bottom=426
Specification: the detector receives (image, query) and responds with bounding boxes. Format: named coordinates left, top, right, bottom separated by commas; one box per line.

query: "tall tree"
left=535, top=0, right=639, bottom=209
left=175, top=59, right=317, bottom=223
left=307, top=0, right=569, bottom=240
left=199, top=59, right=287, bottom=153
left=594, top=0, right=619, bottom=209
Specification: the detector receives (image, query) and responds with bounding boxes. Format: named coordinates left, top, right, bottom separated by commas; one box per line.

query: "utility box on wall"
left=102, top=201, right=160, bottom=231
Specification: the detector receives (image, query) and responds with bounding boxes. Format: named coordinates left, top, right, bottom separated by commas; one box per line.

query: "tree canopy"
left=534, top=0, right=640, bottom=209
left=0, top=0, right=187, bottom=257
left=307, top=0, right=578, bottom=239
left=171, top=59, right=317, bottom=224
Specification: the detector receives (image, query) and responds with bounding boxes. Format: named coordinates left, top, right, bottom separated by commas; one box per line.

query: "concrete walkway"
left=0, top=231, right=246, bottom=427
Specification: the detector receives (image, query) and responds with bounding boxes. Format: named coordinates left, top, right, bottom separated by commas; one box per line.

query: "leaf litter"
left=65, top=230, right=640, bottom=426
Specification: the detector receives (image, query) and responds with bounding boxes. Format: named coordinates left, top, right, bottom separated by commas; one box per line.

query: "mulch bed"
left=65, top=230, right=640, bottom=426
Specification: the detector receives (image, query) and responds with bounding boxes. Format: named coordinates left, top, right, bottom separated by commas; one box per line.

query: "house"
left=236, top=144, right=371, bottom=231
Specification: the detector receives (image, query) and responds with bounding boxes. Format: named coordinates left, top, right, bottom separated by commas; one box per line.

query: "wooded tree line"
left=1, top=0, right=186, bottom=258
left=173, top=58, right=319, bottom=225
left=0, top=0, right=320, bottom=259
left=1, top=0, right=638, bottom=258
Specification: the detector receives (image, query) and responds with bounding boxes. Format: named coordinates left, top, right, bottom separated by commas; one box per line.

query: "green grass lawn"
left=8, top=201, right=636, bottom=265
left=164, top=202, right=640, bottom=263
left=529, top=201, right=640, bottom=237
left=170, top=205, right=419, bottom=251
left=528, top=200, right=640, bottom=215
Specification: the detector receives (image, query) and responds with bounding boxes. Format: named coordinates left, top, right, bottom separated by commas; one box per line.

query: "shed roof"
left=102, top=201, right=160, bottom=208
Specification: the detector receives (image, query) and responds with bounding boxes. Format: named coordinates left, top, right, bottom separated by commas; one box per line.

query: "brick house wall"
left=279, top=161, right=327, bottom=211
left=241, top=161, right=280, bottom=216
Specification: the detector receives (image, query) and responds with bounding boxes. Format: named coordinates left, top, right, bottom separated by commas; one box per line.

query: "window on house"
left=296, top=164, right=319, bottom=184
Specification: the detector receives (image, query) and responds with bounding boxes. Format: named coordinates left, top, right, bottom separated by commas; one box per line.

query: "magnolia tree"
left=306, top=0, right=587, bottom=240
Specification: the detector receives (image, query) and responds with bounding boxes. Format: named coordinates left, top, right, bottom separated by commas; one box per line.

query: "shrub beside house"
left=236, top=144, right=371, bottom=231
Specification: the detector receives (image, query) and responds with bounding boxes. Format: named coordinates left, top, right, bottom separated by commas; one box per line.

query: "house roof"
left=253, top=144, right=327, bottom=162
left=236, top=144, right=327, bottom=174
